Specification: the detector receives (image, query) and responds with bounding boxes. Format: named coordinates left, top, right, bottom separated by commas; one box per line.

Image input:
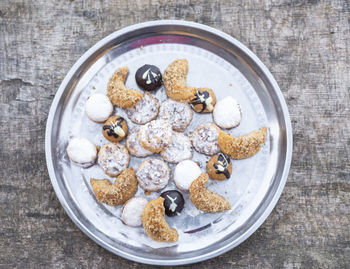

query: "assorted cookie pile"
left=66, top=59, right=267, bottom=243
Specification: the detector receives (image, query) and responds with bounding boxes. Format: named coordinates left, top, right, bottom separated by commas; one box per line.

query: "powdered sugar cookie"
left=107, top=66, right=142, bottom=108
left=138, top=120, right=173, bottom=153
left=213, top=96, right=242, bottom=129
left=98, top=142, right=129, bottom=177
left=126, top=92, right=159, bottom=125
left=160, top=132, right=192, bottom=163
left=174, top=160, right=202, bottom=191
left=66, top=137, right=97, bottom=168
left=191, top=123, right=220, bottom=155
left=126, top=126, right=153, bottom=157
left=122, top=197, right=148, bottom=227
left=136, top=159, right=170, bottom=192
left=85, top=93, right=113, bottom=122
left=158, top=99, right=193, bottom=132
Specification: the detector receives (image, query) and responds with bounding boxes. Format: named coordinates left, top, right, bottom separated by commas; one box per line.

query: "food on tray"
left=84, top=93, right=113, bottom=122
left=102, top=115, right=128, bottom=143
left=107, top=66, right=142, bottom=108
left=213, top=96, right=241, bottom=129
left=190, top=88, right=216, bottom=113
left=90, top=168, right=138, bottom=206
left=135, top=64, right=162, bottom=91
left=126, top=92, right=159, bottom=124
left=160, top=132, right=192, bottom=164
left=174, top=160, right=202, bottom=191
left=191, top=123, right=220, bottom=155
left=206, top=153, right=232, bottom=180
left=142, top=197, right=179, bottom=242
left=136, top=159, right=170, bottom=192
left=189, top=173, right=230, bottom=212
left=122, top=197, right=148, bottom=227
left=160, top=190, right=185, bottom=217
left=138, top=119, right=173, bottom=153
left=126, top=126, right=153, bottom=157
left=66, top=137, right=97, bottom=168
left=163, top=59, right=197, bottom=102
left=218, top=127, right=267, bottom=159
left=98, top=142, right=130, bottom=177
left=158, top=99, right=193, bottom=132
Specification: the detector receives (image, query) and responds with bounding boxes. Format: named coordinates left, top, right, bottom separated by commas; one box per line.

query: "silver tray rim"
left=45, top=20, right=293, bottom=265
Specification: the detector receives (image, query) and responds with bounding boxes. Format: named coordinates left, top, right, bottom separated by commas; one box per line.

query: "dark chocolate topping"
left=103, top=117, right=125, bottom=138
left=213, top=153, right=231, bottom=179
left=190, top=90, right=211, bottom=112
left=160, top=190, right=185, bottom=217
left=135, top=64, right=162, bottom=91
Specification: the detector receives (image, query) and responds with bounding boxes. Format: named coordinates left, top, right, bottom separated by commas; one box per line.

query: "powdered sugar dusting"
left=191, top=123, right=220, bottom=155
left=136, top=159, right=170, bottom=191
left=160, top=132, right=192, bottom=163
left=126, top=126, right=153, bottom=157
left=66, top=137, right=97, bottom=167
left=126, top=92, right=159, bottom=124
left=98, top=143, right=129, bottom=177
left=213, top=96, right=242, bottom=129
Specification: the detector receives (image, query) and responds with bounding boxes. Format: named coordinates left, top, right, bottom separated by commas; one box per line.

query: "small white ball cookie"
left=126, top=126, right=153, bottom=157
left=66, top=137, right=97, bottom=168
left=136, top=159, right=170, bottom=192
left=98, top=142, right=130, bottom=177
left=160, top=132, right=192, bottom=163
left=191, top=123, right=220, bottom=155
left=174, top=160, right=202, bottom=191
left=213, top=96, right=242, bottom=129
left=158, top=99, right=193, bottom=132
left=85, top=93, right=113, bottom=122
left=122, top=197, right=148, bottom=227
left=126, top=92, right=159, bottom=125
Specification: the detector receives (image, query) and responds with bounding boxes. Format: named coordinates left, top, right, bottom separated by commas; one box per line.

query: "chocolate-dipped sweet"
left=190, top=88, right=216, bottom=113
left=135, top=64, right=162, bottom=91
left=206, top=152, right=232, bottom=180
left=160, top=190, right=185, bottom=217
left=102, top=115, right=128, bottom=142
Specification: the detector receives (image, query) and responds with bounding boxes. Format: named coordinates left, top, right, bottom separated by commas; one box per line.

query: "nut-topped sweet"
left=102, top=116, right=128, bottom=142
left=206, top=153, right=232, bottom=180
left=190, top=88, right=216, bottom=113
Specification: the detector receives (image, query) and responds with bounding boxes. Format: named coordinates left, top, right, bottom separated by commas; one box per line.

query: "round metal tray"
left=45, top=20, right=292, bottom=265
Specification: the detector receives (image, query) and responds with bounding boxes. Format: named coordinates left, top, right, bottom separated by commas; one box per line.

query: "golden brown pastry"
left=90, top=168, right=138, bottom=206
left=142, top=197, right=179, bottom=242
left=107, top=66, right=142, bottom=108
left=189, top=173, right=230, bottom=213
left=163, top=59, right=197, bottom=102
left=218, top=127, right=267, bottom=159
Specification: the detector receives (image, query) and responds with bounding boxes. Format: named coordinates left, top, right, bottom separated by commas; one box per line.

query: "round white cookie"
left=136, top=159, right=170, bottom=192
left=85, top=93, right=113, bottom=122
left=174, top=160, right=202, bottom=191
left=160, top=132, right=192, bottom=163
left=213, top=96, right=242, bottom=129
left=126, top=126, right=153, bottom=157
left=126, top=92, right=159, bottom=125
left=191, top=123, right=220, bottom=155
left=98, top=142, right=130, bottom=177
left=122, top=197, right=148, bottom=227
left=66, top=137, right=97, bottom=168
left=158, top=99, right=193, bottom=132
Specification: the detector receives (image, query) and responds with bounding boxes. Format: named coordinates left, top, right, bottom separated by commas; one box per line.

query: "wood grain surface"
left=1, top=0, right=349, bottom=268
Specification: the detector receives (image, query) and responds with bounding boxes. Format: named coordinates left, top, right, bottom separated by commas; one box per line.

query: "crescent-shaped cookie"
left=107, top=66, right=142, bottom=108
left=218, top=127, right=267, bottom=159
left=90, top=168, right=138, bottom=206
left=189, top=173, right=230, bottom=213
left=142, top=197, right=179, bottom=242
left=163, top=59, right=197, bottom=102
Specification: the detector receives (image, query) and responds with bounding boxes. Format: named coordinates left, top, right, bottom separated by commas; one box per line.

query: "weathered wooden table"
left=1, top=0, right=349, bottom=268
